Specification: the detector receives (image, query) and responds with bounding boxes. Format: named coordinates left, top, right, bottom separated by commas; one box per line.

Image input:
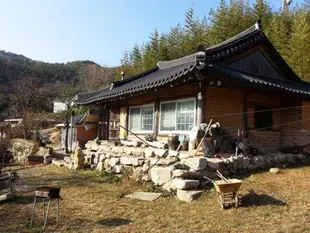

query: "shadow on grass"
left=241, top=193, right=287, bottom=207
left=0, top=195, right=46, bottom=205
left=97, top=218, right=132, bottom=227
left=21, top=170, right=121, bottom=189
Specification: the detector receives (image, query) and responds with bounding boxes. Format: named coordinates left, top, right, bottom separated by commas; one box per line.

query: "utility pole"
left=282, top=0, right=292, bottom=14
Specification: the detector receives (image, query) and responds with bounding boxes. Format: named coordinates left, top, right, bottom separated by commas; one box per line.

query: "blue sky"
left=0, top=0, right=302, bottom=67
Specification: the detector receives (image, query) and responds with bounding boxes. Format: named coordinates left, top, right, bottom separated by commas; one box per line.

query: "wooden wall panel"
left=302, top=100, right=310, bottom=130
left=281, top=99, right=302, bottom=131
left=204, top=86, right=244, bottom=132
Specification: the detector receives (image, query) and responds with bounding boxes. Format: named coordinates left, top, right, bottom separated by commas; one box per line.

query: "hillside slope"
left=0, top=50, right=118, bottom=116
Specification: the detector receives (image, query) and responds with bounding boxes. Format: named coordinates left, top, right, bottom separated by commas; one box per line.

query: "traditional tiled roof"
left=208, top=64, right=310, bottom=96
left=75, top=20, right=309, bottom=105
left=76, top=59, right=198, bottom=104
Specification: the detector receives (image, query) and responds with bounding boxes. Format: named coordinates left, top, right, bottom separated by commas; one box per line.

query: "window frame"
left=159, top=97, right=196, bottom=134
left=128, top=103, right=155, bottom=134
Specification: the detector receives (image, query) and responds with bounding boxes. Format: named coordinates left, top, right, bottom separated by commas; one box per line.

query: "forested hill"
left=0, top=50, right=117, bottom=116
left=120, top=0, right=310, bottom=83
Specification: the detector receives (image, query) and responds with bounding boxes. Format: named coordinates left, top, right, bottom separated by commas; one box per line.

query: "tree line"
left=118, top=0, right=310, bottom=82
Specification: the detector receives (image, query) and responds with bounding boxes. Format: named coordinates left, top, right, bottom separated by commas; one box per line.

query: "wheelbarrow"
left=214, top=179, right=242, bottom=209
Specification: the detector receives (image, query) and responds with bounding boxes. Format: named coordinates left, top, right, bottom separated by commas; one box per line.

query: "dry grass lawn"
left=1, top=164, right=310, bottom=233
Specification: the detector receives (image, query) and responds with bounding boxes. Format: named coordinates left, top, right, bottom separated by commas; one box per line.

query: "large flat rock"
left=176, top=190, right=203, bottom=202
left=172, top=178, right=200, bottom=190
left=150, top=167, right=172, bottom=186
left=184, top=158, right=207, bottom=171
left=172, top=169, right=200, bottom=179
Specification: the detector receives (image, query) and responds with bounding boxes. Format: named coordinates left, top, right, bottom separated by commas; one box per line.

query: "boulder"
left=150, top=167, right=172, bottom=185
left=124, top=147, right=133, bottom=155
left=269, top=168, right=281, bottom=174
left=247, top=164, right=258, bottom=170
left=172, top=169, right=200, bottom=179
left=104, top=159, right=110, bottom=169
left=113, top=165, right=123, bottom=174
left=112, top=147, right=124, bottom=154
left=168, top=150, right=179, bottom=157
left=170, top=162, right=190, bottom=170
left=162, top=180, right=177, bottom=192
left=176, top=190, right=203, bottom=202
left=149, top=158, right=177, bottom=166
left=74, top=147, right=85, bottom=169
left=144, top=148, right=155, bottom=158
left=142, top=163, right=150, bottom=172
left=184, top=158, right=208, bottom=171
left=178, top=153, right=190, bottom=159
left=207, top=158, right=226, bottom=171
left=243, top=158, right=251, bottom=169
left=109, top=157, right=120, bottom=166
left=154, top=149, right=169, bottom=157
left=96, top=161, right=104, bottom=172
left=142, top=174, right=151, bottom=182
left=278, top=154, right=287, bottom=163
left=120, top=156, right=133, bottom=165
left=52, top=159, right=64, bottom=167
left=172, top=178, right=200, bottom=190
left=90, top=142, right=99, bottom=151
left=172, top=169, right=187, bottom=178
left=132, top=148, right=145, bottom=156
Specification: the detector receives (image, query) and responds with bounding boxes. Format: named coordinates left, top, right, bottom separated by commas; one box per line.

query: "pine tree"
left=158, top=35, right=169, bottom=61
left=288, top=10, right=310, bottom=81
left=141, top=44, right=156, bottom=70
left=265, top=14, right=292, bottom=60
left=209, top=0, right=253, bottom=44
left=149, top=29, right=160, bottom=62
left=167, top=24, right=184, bottom=59
left=252, top=0, right=273, bottom=26
left=131, top=44, right=142, bottom=74
left=208, top=0, right=229, bottom=44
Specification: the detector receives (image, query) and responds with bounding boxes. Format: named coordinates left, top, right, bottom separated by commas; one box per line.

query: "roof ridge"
left=206, top=20, right=262, bottom=52
left=157, top=53, right=197, bottom=69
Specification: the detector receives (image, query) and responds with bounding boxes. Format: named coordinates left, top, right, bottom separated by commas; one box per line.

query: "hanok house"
left=74, top=20, right=310, bottom=153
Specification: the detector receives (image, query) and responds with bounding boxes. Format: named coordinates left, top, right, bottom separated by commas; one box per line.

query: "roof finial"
left=121, top=71, right=125, bottom=80
left=255, top=19, right=262, bottom=31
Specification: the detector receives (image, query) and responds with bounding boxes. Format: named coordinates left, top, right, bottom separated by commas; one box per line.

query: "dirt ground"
left=1, top=164, right=310, bottom=233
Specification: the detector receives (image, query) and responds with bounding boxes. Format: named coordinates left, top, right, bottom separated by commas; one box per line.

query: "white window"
left=129, top=104, right=154, bottom=132
left=160, top=98, right=196, bottom=133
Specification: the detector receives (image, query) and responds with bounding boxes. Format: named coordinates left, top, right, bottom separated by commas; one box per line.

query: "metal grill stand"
left=30, top=187, right=61, bottom=231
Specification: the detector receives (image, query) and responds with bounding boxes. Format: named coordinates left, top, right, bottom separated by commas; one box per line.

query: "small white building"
left=4, top=118, right=23, bottom=128
left=53, top=100, right=68, bottom=113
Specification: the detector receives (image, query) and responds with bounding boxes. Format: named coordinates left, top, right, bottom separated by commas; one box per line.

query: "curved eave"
left=207, top=64, right=310, bottom=97
left=75, top=62, right=197, bottom=105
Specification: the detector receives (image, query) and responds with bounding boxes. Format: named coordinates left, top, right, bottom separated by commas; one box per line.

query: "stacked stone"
left=9, top=139, right=53, bottom=164
left=53, top=139, right=310, bottom=202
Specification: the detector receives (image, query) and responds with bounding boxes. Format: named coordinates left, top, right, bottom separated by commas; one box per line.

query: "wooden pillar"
left=196, top=83, right=204, bottom=127
left=154, top=97, right=160, bottom=138
left=242, top=90, right=248, bottom=135
left=119, top=106, right=128, bottom=140
left=242, top=90, right=249, bottom=155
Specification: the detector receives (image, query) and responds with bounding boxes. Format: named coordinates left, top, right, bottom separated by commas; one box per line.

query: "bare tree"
left=1, top=76, right=54, bottom=139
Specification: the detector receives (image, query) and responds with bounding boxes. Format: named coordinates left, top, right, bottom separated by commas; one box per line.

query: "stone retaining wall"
left=281, top=130, right=310, bottom=148
left=3, top=139, right=53, bottom=164
left=55, top=139, right=310, bottom=202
